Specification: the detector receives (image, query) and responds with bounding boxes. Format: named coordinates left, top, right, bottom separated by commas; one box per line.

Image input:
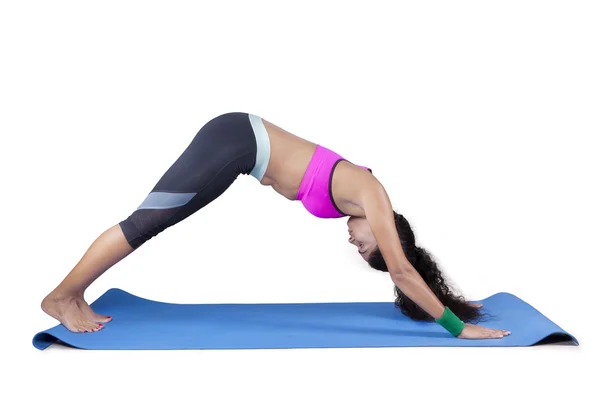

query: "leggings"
left=118, top=112, right=270, bottom=249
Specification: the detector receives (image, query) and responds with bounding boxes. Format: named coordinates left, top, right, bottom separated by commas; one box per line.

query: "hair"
left=367, top=211, right=486, bottom=323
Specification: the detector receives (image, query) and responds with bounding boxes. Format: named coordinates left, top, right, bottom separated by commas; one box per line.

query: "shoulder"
left=332, top=161, right=384, bottom=214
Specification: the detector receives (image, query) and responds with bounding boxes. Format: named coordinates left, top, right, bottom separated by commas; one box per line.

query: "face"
left=347, top=216, right=377, bottom=261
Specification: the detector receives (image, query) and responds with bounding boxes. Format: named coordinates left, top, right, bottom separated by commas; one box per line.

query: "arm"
left=359, top=180, right=511, bottom=339
left=360, top=181, right=446, bottom=320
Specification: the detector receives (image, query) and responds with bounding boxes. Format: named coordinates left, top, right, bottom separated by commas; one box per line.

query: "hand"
left=457, top=323, right=511, bottom=339
left=468, top=302, right=483, bottom=308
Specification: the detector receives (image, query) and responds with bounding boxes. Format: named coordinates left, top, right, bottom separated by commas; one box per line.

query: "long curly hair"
left=367, top=211, right=486, bottom=323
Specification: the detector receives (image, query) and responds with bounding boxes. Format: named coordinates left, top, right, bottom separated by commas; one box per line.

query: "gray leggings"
left=118, top=112, right=270, bottom=249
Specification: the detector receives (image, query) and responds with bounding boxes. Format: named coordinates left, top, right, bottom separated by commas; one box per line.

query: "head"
left=347, top=212, right=486, bottom=323
left=347, top=216, right=378, bottom=262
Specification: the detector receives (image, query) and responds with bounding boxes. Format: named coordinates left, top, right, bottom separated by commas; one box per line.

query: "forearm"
left=390, top=265, right=446, bottom=320
left=359, top=182, right=452, bottom=321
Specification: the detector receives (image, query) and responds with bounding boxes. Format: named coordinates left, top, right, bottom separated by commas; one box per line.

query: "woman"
left=41, top=112, right=510, bottom=339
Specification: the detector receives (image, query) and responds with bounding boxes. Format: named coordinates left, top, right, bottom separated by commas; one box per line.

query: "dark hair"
left=367, top=211, right=486, bottom=323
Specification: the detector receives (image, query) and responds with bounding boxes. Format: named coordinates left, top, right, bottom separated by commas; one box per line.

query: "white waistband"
left=248, top=113, right=271, bottom=181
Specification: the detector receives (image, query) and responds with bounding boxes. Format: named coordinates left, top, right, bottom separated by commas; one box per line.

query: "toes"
left=85, top=321, right=104, bottom=333
left=70, top=319, right=93, bottom=333
left=75, top=298, right=112, bottom=323
left=65, top=322, right=85, bottom=333
left=80, top=320, right=94, bottom=333
left=62, top=316, right=92, bottom=333
left=90, top=313, right=111, bottom=324
left=86, top=309, right=111, bottom=324
left=97, top=315, right=112, bottom=324
left=76, top=319, right=104, bottom=333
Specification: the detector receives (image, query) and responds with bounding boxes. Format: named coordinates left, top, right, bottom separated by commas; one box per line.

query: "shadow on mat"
left=533, top=333, right=578, bottom=346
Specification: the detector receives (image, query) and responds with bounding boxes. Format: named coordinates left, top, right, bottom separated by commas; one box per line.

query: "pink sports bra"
left=296, top=144, right=371, bottom=218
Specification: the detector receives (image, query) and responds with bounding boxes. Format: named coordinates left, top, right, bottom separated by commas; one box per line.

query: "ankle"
left=49, top=286, right=84, bottom=300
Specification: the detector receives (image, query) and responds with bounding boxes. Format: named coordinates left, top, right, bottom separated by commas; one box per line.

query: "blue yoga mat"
left=33, top=288, right=578, bottom=350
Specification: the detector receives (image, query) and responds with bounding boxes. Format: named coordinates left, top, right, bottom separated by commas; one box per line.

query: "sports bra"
left=296, top=144, right=371, bottom=218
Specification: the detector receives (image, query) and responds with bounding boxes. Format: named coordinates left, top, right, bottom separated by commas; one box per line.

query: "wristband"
left=435, top=307, right=465, bottom=337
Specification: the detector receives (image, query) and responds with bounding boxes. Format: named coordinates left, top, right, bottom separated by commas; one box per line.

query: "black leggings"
left=119, top=112, right=257, bottom=249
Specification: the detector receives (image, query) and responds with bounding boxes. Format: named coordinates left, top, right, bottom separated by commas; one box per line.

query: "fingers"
left=458, top=324, right=512, bottom=339
left=468, top=302, right=484, bottom=308
left=489, top=329, right=511, bottom=338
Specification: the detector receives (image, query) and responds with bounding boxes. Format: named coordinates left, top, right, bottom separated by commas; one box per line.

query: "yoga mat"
left=33, top=288, right=578, bottom=350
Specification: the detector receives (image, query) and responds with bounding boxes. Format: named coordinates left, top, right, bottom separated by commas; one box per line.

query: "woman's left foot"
left=77, top=298, right=112, bottom=323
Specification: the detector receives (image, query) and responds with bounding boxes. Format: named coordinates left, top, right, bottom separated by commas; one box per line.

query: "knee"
left=119, top=218, right=150, bottom=250
left=119, top=208, right=174, bottom=249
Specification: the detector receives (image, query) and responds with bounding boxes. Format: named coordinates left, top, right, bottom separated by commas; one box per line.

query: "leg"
left=41, top=224, right=134, bottom=332
left=41, top=112, right=258, bottom=332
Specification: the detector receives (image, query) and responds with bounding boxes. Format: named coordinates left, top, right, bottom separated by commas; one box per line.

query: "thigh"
left=120, top=112, right=257, bottom=248
left=151, top=112, right=257, bottom=193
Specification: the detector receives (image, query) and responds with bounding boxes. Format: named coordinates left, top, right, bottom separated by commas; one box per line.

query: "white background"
left=1, top=1, right=598, bottom=399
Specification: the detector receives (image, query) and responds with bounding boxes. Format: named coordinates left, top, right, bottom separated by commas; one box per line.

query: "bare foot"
left=76, top=298, right=112, bottom=324
left=41, top=292, right=106, bottom=333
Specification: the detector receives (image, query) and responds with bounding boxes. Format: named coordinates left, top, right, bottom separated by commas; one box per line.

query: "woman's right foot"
left=77, top=299, right=112, bottom=324
left=41, top=292, right=105, bottom=333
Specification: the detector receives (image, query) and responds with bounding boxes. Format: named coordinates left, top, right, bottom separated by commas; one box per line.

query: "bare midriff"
left=258, top=117, right=373, bottom=218
left=258, top=118, right=318, bottom=200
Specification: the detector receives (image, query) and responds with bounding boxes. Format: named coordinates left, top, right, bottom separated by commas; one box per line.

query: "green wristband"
left=435, top=307, right=465, bottom=337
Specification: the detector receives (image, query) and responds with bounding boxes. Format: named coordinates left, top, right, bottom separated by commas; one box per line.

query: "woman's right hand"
left=457, top=324, right=511, bottom=339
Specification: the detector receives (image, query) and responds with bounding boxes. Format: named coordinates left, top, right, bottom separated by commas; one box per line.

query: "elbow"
left=389, top=263, right=415, bottom=281
left=390, top=271, right=408, bottom=284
